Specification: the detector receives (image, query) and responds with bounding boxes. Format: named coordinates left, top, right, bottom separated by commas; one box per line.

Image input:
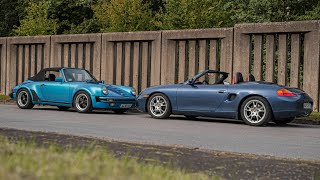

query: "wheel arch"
left=72, top=88, right=93, bottom=106
left=237, top=94, right=274, bottom=120
left=144, top=91, right=172, bottom=112
left=16, top=87, right=35, bottom=101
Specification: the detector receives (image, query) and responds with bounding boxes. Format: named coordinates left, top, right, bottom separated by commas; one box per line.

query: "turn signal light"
left=276, top=88, right=297, bottom=97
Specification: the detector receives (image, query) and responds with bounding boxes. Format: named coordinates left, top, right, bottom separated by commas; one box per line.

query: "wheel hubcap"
left=18, top=91, right=28, bottom=107
left=244, top=100, right=266, bottom=123
left=150, top=96, right=167, bottom=117
left=76, top=94, right=88, bottom=111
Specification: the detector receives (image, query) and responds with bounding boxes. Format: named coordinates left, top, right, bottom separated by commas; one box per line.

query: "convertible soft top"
left=28, top=67, right=63, bottom=81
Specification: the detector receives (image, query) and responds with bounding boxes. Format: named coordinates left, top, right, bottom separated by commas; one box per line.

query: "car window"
left=63, top=69, right=97, bottom=82
left=44, top=71, right=62, bottom=82
left=194, top=72, right=227, bottom=85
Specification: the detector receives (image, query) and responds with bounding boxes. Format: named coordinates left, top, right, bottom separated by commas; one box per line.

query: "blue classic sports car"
left=136, top=70, right=313, bottom=126
left=11, top=68, right=136, bottom=113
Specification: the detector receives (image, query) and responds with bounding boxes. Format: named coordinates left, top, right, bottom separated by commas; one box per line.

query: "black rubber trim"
left=30, top=90, right=40, bottom=101
left=41, top=100, right=71, bottom=104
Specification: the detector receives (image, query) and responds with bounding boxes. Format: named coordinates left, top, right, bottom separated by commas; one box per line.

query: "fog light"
left=110, top=103, right=115, bottom=106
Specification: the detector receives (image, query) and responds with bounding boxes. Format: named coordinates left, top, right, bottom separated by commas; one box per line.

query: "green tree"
left=226, top=0, right=320, bottom=23
left=0, top=0, right=26, bottom=37
left=158, top=0, right=233, bottom=30
left=13, top=1, right=59, bottom=36
left=48, top=0, right=100, bottom=34
left=94, top=0, right=155, bottom=32
left=298, top=2, right=320, bottom=20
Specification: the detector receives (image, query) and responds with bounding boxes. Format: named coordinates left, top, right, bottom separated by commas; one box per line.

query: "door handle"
left=40, top=84, right=45, bottom=86
left=218, top=90, right=227, bottom=93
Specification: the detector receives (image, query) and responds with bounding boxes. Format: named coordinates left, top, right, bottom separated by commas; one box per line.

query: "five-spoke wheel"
left=16, top=89, right=34, bottom=109
left=74, top=91, right=92, bottom=113
left=240, top=96, right=272, bottom=126
left=147, top=93, right=171, bottom=119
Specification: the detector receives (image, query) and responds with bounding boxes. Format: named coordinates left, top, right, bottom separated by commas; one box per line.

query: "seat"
left=48, top=74, right=56, bottom=81
left=232, top=72, right=244, bottom=84
left=247, top=74, right=255, bottom=81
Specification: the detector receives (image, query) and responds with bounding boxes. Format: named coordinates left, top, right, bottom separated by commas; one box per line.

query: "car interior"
left=232, top=72, right=255, bottom=84
left=44, top=71, right=61, bottom=82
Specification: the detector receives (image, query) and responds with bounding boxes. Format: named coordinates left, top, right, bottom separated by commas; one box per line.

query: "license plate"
left=303, top=103, right=312, bottom=109
left=120, top=104, right=132, bottom=108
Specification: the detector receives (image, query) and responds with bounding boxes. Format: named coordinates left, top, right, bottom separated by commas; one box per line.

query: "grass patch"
left=307, top=112, right=320, bottom=120
left=0, top=137, right=217, bottom=180
left=0, top=94, right=10, bottom=101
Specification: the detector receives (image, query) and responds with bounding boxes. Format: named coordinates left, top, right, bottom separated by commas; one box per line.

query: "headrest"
left=247, top=74, right=255, bottom=81
left=49, top=74, right=56, bottom=81
left=232, top=72, right=243, bottom=84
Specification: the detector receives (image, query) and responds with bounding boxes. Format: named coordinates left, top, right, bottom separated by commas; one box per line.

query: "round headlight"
left=102, top=86, right=108, bottom=95
left=131, top=88, right=136, bottom=96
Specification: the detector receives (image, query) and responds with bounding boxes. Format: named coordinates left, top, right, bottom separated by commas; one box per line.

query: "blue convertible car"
left=137, top=70, right=313, bottom=126
left=11, top=68, right=136, bottom=113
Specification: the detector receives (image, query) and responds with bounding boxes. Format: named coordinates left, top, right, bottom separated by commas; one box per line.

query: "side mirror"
left=55, top=77, right=63, bottom=82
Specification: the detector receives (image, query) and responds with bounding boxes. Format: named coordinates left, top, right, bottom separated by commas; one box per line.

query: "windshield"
left=63, top=69, right=97, bottom=82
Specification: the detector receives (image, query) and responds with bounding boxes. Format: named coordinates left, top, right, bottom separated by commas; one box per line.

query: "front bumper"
left=92, top=96, right=136, bottom=109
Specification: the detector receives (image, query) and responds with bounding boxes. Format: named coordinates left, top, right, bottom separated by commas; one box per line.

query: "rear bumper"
left=92, top=96, right=136, bottom=109
left=271, top=93, right=313, bottom=119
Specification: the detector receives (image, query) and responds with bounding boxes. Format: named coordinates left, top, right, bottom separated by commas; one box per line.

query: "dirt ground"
left=0, top=127, right=319, bottom=180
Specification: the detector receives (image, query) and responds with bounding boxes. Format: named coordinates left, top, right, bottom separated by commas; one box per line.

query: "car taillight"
left=11, top=89, right=14, bottom=93
left=276, top=88, right=297, bottom=97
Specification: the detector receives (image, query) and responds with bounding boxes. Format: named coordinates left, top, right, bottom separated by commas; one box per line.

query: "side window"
left=44, top=71, right=61, bottom=82
left=194, top=72, right=228, bottom=85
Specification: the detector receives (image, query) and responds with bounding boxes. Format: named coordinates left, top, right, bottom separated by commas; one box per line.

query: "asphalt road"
left=0, top=104, right=319, bottom=161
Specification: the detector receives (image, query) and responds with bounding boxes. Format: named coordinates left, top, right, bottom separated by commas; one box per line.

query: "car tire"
left=57, top=106, right=70, bottom=111
left=73, top=91, right=92, bottom=113
left=240, top=96, right=272, bottom=126
left=273, top=117, right=295, bottom=125
left=147, top=93, right=171, bottom=119
left=16, top=89, right=34, bottom=109
left=112, top=109, right=127, bottom=114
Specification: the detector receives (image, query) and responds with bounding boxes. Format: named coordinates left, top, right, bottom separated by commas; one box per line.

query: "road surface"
left=0, top=104, right=319, bottom=160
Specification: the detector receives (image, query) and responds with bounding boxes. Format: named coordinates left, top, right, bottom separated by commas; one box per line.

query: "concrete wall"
left=0, top=20, right=319, bottom=110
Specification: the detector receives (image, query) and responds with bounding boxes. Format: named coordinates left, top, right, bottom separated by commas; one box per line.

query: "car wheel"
left=73, top=91, right=92, bottom=113
left=16, top=89, right=34, bottom=109
left=273, top=117, right=295, bottom=125
left=240, top=96, right=272, bottom=126
left=112, top=109, right=127, bottom=114
left=57, top=106, right=70, bottom=111
left=185, top=115, right=198, bottom=119
left=147, top=93, right=171, bottom=119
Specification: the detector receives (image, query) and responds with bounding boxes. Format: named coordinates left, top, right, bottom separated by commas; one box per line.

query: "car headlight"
left=131, top=88, right=136, bottom=96
left=102, top=86, right=108, bottom=95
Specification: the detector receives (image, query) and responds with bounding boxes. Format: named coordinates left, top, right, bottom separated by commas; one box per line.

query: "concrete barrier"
left=1, top=20, right=319, bottom=110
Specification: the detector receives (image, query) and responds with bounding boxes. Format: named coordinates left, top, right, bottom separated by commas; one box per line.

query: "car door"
left=40, top=70, right=70, bottom=103
left=176, top=84, right=228, bottom=112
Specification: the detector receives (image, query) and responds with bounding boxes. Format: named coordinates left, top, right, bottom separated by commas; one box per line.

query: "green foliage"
left=47, top=0, right=100, bottom=34
left=0, top=94, right=10, bottom=101
left=298, top=2, right=320, bottom=20
left=0, top=137, right=216, bottom=180
left=0, top=0, right=26, bottom=37
left=13, top=1, right=59, bottom=36
left=226, top=0, right=320, bottom=23
left=6, top=0, right=320, bottom=36
left=96, top=0, right=155, bottom=32
left=158, top=0, right=233, bottom=30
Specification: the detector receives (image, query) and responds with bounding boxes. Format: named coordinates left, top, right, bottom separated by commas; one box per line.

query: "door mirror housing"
left=55, top=77, right=63, bottom=82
